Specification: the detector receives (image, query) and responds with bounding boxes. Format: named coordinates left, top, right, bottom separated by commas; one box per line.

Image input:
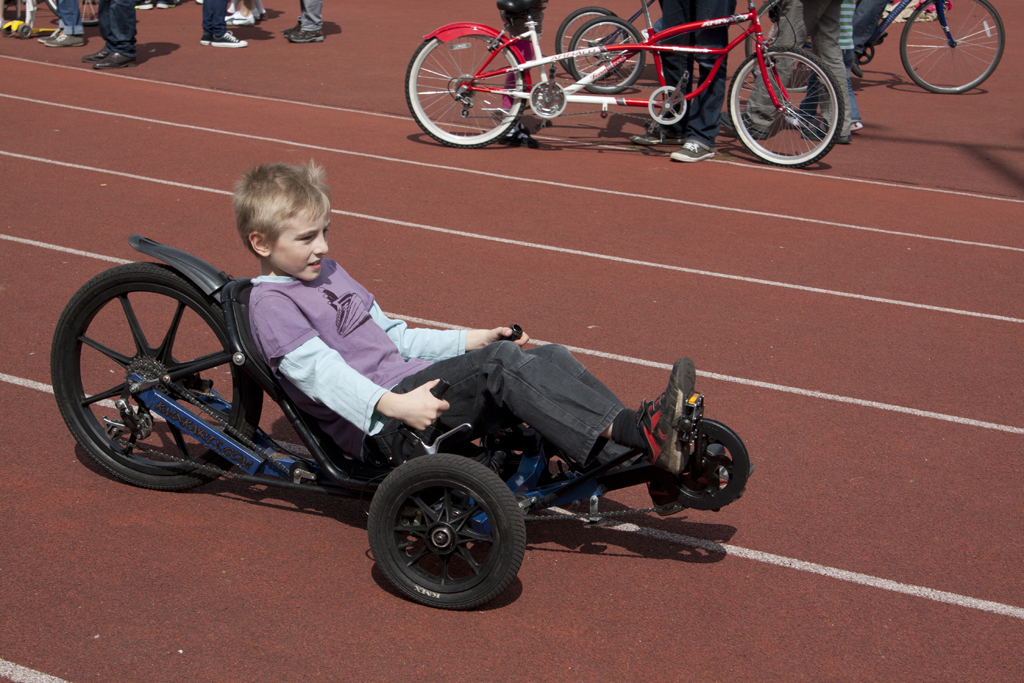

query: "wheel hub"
left=427, top=522, right=458, bottom=554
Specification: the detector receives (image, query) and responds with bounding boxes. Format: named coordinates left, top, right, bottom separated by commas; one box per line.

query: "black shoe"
left=286, top=28, right=324, bottom=43
left=282, top=21, right=302, bottom=39
left=93, top=51, right=137, bottom=69
left=629, top=127, right=686, bottom=146
left=81, top=48, right=111, bottom=63
left=836, top=134, right=852, bottom=145
left=498, top=122, right=538, bottom=148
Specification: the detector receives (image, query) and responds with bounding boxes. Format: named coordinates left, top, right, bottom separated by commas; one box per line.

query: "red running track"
left=1, top=1, right=1022, bottom=681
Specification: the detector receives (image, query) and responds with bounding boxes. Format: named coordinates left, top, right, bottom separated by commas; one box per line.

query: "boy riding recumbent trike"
left=51, top=235, right=753, bottom=609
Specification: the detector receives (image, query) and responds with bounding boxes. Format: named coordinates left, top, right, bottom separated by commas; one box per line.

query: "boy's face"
left=252, top=210, right=331, bottom=281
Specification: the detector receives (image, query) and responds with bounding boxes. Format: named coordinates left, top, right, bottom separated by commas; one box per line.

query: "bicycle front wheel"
left=568, top=16, right=645, bottom=94
left=899, top=0, right=1004, bottom=94
left=728, top=48, right=843, bottom=167
left=406, top=34, right=525, bottom=148
left=554, top=6, right=615, bottom=73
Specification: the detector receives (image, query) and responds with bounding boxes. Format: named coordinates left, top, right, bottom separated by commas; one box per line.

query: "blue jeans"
left=55, top=0, right=83, bottom=34
left=364, top=342, right=628, bottom=467
left=843, top=49, right=861, bottom=123
left=98, top=0, right=136, bottom=57
left=202, top=0, right=228, bottom=37
left=658, top=0, right=737, bottom=147
left=853, top=0, right=888, bottom=52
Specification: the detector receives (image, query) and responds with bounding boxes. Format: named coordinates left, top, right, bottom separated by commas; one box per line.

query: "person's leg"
left=202, top=0, right=228, bottom=37
left=680, top=0, right=735, bottom=148
left=100, top=0, right=136, bottom=56
left=744, top=0, right=805, bottom=130
left=57, top=0, right=83, bottom=34
left=843, top=48, right=860, bottom=124
left=852, top=0, right=888, bottom=53
left=803, top=0, right=850, bottom=136
left=632, top=0, right=691, bottom=144
left=298, top=0, right=322, bottom=31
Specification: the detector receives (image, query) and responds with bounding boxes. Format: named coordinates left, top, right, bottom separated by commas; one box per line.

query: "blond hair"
left=233, top=161, right=331, bottom=256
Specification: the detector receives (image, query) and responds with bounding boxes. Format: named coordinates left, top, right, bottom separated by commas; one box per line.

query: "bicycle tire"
left=43, top=0, right=99, bottom=26
left=406, top=34, right=525, bottom=149
left=899, top=0, right=1004, bottom=94
left=554, top=6, right=615, bottom=73
left=367, top=454, right=527, bottom=610
left=567, top=15, right=645, bottom=95
left=727, top=47, right=843, bottom=167
left=51, top=262, right=263, bottom=491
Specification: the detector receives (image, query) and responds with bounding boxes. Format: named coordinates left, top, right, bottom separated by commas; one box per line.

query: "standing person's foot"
left=93, top=51, right=137, bottom=69
left=135, top=0, right=154, bottom=9
left=630, top=126, right=686, bottom=146
left=637, top=357, right=696, bottom=475
left=43, top=30, right=85, bottom=47
left=285, top=27, right=324, bottom=43
left=81, top=48, right=111, bottom=63
left=226, top=10, right=254, bottom=25
left=156, top=0, right=179, bottom=7
left=669, top=139, right=715, bottom=163
left=202, top=31, right=248, bottom=47
left=38, top=28, right=60, bottom=43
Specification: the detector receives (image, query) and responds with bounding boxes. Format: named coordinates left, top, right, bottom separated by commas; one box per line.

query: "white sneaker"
left=669, top=139, right=715, bottom=163
left=226, top=11, right=255, bottom=25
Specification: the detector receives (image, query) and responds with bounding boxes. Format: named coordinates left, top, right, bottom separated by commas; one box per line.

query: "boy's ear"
left=249, top=231, right=272, bottom=257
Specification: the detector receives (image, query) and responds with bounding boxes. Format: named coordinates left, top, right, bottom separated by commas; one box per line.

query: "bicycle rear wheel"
left=727, top=48, right=843, bottom=167
left=554, top=6, right=615, bottom=73
left=567, top=16, right=645, bottom=95
left=406, top=34, right=525, bottom=148
left=899, top=0, right=1004, bottom=94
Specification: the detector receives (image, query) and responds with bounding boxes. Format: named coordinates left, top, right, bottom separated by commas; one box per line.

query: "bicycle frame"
left=467, top=3, right=795, bottom=116
left=868, top=0, right=951, bottom=47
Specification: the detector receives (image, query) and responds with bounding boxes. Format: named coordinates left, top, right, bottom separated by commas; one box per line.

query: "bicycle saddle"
left=496, top=0, right=538, bottom=15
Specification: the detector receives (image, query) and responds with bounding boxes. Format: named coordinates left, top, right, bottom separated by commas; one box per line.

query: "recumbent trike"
left=50, top=235, right=753, bottom=609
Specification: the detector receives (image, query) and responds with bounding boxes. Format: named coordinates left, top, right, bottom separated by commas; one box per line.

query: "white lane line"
left=2, top=154, right=1024, bottom=326
left=544, top=509, right=1024, bottom=620
left=3, top=95, right=1024, bottom=256
left=4, top=370, right=1020, bottom=622
left=2, top=54, right=1021, bottom=206
left=0, top=235, right=131, bottom=265
left=0, top=659, right=71, bottom=683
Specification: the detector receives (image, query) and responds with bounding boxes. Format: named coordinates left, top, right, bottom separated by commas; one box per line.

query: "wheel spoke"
left=81, top=381, right=127, bottom=407
left=456, top=546, right=483, bottom=575
left=79, top=333, right=133, bottom=367
left=155, top=300, right=186, bottom=365
left=403, top=545, right=429, bottom=568
left=118, top=293, right=154, bottom=358
left=410, top=495, right=441, bottom=524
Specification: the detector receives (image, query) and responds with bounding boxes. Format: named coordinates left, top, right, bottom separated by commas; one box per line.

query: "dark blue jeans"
left=659, top=0, right=737, bottom=146
left=853, top=0, right=888, bottom=52
left=364, top=342, right=628, bottom=467
left=98, top=0, right=136, bottom=57
left=55, top=0, right=82, bottom=34
left=202, top=0, right=229, bottom=38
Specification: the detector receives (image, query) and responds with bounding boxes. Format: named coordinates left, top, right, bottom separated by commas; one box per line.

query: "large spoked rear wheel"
left=406, top=34, right=525, bottom=148
left=568, top=16, right=645, bottom=94
left=554, top=6, right=615, bottom=73
left=899, top=0, right=1004, bottom=94
left=676, top=419, right=752, bottom=511
left=368, top=454, right=527, bottom=610
left=728, top=47, right=843, bottom=167
left=50, top=262, right=262, bottom=491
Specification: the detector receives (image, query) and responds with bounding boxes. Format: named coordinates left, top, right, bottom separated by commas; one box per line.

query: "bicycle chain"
left=525, top=504, right=683, bottom=522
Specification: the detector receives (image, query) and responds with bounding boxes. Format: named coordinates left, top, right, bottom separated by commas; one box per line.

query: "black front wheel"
left=367, top=454, right=527, bottom=610
left=676, top=419, right=752, bottom=511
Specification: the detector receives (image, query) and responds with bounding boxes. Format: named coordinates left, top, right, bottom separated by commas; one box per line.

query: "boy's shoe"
left=135, top=1, right=154, bottom=9
left=43, top=31, right=85, bottom=47
left=850, top=120, right=863, bottom=132
left=670, top=139, right=715, bottom=163
left=638, top=357, right=696, bottom=475
left=286, top=28, right=324, bottom=43
left=93, top=51, right=137, bottom=69
left=81, top=48, right=112, bottom=62
left=630, top=127, right=686, bottom=146
left=205, top=31, right=248, bottom=47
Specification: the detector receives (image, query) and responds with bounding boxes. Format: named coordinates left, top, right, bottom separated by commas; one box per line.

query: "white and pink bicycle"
left=406, top=0, right=845, bottom=167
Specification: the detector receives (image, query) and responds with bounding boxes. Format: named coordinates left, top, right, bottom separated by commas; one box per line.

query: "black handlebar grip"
left=430, top=379, right=451, bottom=399
left=506, top=324, right=523, bottom=342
